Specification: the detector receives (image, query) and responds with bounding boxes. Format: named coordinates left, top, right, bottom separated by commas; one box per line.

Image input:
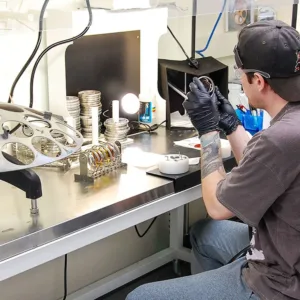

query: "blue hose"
left=196, top=0, right=227, bottom=57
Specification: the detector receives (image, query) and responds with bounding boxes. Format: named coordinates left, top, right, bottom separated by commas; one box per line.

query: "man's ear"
left=254, top=73, right=267, bottom=92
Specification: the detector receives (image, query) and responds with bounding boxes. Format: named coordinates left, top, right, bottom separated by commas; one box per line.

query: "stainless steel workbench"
left=0, top=128, right=198, bottom=262
left=0, top=128, right=207, bottom=299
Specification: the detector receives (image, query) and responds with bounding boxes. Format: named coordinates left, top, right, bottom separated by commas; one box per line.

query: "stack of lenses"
left=12, top=143, right=35, bottom=164
left=66, top=96, right=81, bottom=131
left=78, top=90, right=102, bottom=139
left=41, top=134, right=66, bottom=157
left=104, top=118, right=129, bottom=142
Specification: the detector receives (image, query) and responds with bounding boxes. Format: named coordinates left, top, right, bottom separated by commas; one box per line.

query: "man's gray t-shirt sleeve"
left=216, top=133, right=290, bottom=228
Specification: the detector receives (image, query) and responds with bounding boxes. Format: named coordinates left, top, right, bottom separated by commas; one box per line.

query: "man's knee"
left=126, top=283, right=157, bottom=300
left=126, top=286, right=144, bottom=300
left=126, top=289, right=138, bottom=300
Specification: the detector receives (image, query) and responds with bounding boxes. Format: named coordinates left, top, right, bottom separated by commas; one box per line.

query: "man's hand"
left=183, top=77, right=220, bottom=136
left=215, top=87, right=241, bottom=136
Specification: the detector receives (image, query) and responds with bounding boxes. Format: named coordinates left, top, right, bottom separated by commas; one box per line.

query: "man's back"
left=218, top=103, right=300, bottom=299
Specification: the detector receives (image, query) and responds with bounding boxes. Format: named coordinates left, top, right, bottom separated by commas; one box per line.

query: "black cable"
left=22, top=125, right=33, bottom=137
left=130, top=120, right=166, bottom=133
left=167, top=25, right=198, bottom=69
left=148, top=120, right=167, bottom=131
left=292, top=3, right=298, bottom=28
left=227, top=245, right=251, bottom=264
left=63, top=254, right=68, bottom=300
left=29, top=0, right=93, bottom=108
left=130, top=121, right=151, bottom=132
left=135, top=217, right=157, bottom=238
left=9, top=0, right=93, bottom=135
left=8, top=0, right=50, bottom=103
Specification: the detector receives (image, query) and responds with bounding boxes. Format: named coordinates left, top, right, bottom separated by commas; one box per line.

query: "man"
left=127, top=20, right=300, bottom=300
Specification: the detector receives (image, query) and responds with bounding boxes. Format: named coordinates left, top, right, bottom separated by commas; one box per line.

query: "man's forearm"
left=200, top=131, right=234, bottom=220
left=227, top=125, right=251, bottom=163
left=201, top=131, right=225, bottom=180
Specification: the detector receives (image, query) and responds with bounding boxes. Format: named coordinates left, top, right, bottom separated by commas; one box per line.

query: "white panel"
left=45, top=8, right=168, bottom=124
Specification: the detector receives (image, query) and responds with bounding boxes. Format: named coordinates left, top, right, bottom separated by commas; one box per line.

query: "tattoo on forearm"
left=200, top=132, right=225, bottom=179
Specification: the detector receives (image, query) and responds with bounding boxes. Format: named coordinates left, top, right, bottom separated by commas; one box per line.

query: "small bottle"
left=151, top=94, right=156, bottom=125
left=139, top=93, right=153, bottom=124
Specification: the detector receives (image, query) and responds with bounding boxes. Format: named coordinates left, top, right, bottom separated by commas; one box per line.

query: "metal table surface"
left=0, top=128, right=199, bottom=263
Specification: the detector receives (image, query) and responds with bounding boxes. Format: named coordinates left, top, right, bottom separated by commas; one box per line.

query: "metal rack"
left=74, top=141, right=125, bottom=183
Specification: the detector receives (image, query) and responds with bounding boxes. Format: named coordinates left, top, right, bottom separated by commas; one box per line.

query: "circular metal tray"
left=0, top=103, right=83, bottom=172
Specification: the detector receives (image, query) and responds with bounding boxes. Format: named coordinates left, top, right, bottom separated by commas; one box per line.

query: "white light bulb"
left=121, top=93, right=140, bottom=115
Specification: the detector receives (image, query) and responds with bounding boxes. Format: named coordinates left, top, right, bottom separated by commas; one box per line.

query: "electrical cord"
left=227, top=245, right=251, bottom=264
left=148, top=120, right=167, bottom=131
left=29, top=0, right=93, bottom=108
left=63, top=254, right=68, bottom=300
left=8, top=0, right=50, bottom=103
left=195, top=0, right=227, bottom=57
left=135, top=217, right=157, bottom=238
left=130, top=121, right=151, bottom=132
left=9, top=0, right=93, bottom=135
left=130, top=120, right=166, bottom=133
left=167, top=25, right=198, bottom=69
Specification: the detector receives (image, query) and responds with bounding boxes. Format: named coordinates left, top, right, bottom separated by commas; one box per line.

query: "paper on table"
left=174, top=137, right=232, bottom=159
left=170, top=111, right=194, bottom=128
left=174, top=136, right=201, bottom=150
left=122, top=148, right=163, bottom=168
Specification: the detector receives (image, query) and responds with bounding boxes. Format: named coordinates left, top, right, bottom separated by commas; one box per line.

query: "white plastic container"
left=158, top=154, right=189, bottom=175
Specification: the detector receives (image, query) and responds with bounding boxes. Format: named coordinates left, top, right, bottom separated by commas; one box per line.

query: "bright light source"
left=121, top=93, right=140, bottom=114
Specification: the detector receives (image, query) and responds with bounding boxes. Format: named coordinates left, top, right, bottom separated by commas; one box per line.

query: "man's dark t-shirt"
left=217, top=103, right=300, bottom=300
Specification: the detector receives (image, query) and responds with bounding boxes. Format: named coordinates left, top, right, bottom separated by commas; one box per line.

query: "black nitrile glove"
left=183, top=77, right=220, bottom=136
left=215, top=87, right=241, bottom=136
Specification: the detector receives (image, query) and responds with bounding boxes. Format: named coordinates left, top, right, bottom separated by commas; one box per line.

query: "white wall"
left=0, top=0, right=82, bottom=110
left=0, top=2, right=295, bottom=109
left=0, top=0, right=70, bottom=109
left=159, top=5, right=294, bottom=79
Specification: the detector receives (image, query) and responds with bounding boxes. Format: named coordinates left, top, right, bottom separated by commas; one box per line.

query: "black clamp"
left=43, top=111, right=65, bottom=122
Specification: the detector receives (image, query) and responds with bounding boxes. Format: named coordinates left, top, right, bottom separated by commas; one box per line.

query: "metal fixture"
left=40, top=159, right=72, bottom=172
left=75, top=141, right=124, bottom=182
left=0, top=103, right=83, bottom=172
left=30, top=199, right=39, bottom=215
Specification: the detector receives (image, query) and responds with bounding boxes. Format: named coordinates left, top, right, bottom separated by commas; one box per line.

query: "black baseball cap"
left=234, top=20, right=300, bottom=102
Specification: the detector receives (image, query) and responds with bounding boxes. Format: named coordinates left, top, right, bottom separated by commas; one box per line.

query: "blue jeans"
left=126, top=219, right=260, bottom=300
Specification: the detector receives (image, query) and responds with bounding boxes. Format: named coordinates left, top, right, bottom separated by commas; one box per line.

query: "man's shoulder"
left=262, top=115, right=300, bottom=150
left=267, top=103, right=300, bottom=141
left=243, top=115, right=300, bottom=169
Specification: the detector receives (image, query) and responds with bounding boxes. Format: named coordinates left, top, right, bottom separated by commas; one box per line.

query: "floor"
left=96, top=262, right=191, bottom=300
